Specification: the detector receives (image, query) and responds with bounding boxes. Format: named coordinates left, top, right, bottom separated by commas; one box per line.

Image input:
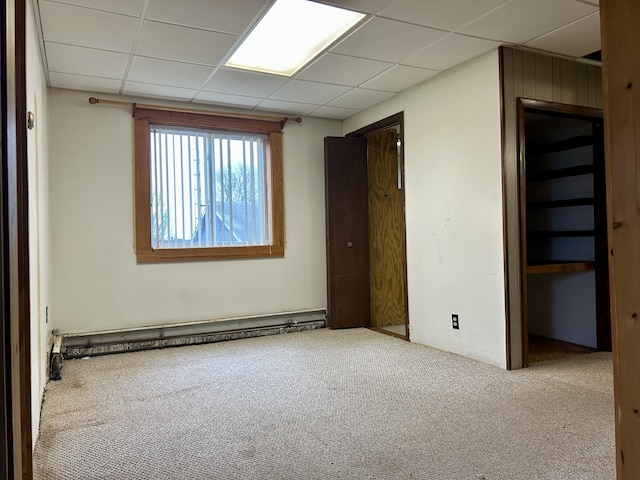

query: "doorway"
left=517, top=99, right=610, bottom=366
left=324, top=113, right=409, bottom=340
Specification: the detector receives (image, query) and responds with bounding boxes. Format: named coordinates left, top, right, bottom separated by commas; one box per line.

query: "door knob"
left=346, top=241, right=353, bottom=248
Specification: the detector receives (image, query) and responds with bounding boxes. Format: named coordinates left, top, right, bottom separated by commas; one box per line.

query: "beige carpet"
left=33, top=328, right=615, bottom=479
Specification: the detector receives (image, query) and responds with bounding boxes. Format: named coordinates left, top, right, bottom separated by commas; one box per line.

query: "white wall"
left=48, top=88, right=340, bottom=333
left=26, top=0, right=51, bottom=439
left=344, top=50, right=506, bottom=367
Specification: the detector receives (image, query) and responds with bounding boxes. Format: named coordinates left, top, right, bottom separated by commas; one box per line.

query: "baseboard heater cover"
left=50, top=310, right=325, bottom=378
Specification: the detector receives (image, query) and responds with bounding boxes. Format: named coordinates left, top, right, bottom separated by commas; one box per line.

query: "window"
left=134, top=108, right=284, bottom=262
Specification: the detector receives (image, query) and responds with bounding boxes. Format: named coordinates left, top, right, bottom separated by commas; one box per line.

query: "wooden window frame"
left=133, top=107, right=284, bottom=263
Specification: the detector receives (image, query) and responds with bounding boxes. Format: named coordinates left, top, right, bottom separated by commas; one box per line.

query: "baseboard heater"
left=50, top=309, right=325, bottom=379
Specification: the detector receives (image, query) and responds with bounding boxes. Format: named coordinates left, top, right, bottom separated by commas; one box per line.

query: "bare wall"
left=48, top=89, right=340, bottom=333
left=26, top=0, right=51, bottom=440
left=344, top=50, right=506, bottom=368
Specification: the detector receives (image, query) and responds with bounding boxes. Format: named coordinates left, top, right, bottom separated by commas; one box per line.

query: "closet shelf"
left=527, top=164, right=594, bottom=182
left=527, top=197, right=594, bottom=209
left=527, top=262, right=595, bottom=274
left=528, top=229, right=595, bottom=238
left=527, top=135, right=593, bottom=156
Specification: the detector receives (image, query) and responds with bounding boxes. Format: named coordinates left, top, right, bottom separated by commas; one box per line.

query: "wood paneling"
left=600, top=0, right=640, bottom=477
left=367, top=130, right=406, bottom=328
left=500, top=47, right=603, bottom=369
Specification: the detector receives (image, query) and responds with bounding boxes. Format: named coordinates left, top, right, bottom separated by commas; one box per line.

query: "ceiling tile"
left=311, top=0, right=396, bottom=15
left=403, top=34, right=501, bottom=71
left=47, top=0, right=145, bottom=16
left=203, top=68, right=288, bottom=97
left=459, top=0, right=598, bottom=44
left=310, top=105, right=360, bottom=120
left=136, top=21, right=239, bottom=66
left=256, top=100, right=320, bottom=116
left=46, top=42, right=129, bottom=78
left=379, top=0, right=509, bottom=31
left=331, top=17, right=448, bottom=63
left=146, top=0, right=268, bottom=34
left=194, top=91, right=263, bottom=108
left=361, top=65, right=439, bottom=92
left=123, top=81, right=198, bottom=100
left=49, top=72, right=122, bottom=93
left=128, top=57, right=214, bottom=89
left=39, top=1, right=138, bottom=52
left=525, top=12, right=601, bottom=58
left=270, top=80, right=351, bottom=104
left=296, top=53, right=392, bottom=87
left=328, top=88, right=394, bottom=110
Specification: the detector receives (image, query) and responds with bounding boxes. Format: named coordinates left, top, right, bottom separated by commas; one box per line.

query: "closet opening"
left=517, top=99, right=610, bottom=366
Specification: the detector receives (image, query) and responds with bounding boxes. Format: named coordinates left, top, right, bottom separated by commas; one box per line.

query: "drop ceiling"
left=34, top=0, right=601, bottom=120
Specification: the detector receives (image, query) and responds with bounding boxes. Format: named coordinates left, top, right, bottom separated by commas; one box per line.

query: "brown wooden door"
left=367, top=130, right=407, bottom=329
left=324, top=136, right=370, bottom=329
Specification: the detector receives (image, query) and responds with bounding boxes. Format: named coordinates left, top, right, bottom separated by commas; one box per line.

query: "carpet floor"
left=33, top=328, right=615, bottom=479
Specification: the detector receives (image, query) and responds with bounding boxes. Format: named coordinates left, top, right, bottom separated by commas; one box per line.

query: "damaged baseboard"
left=50, top=309, right=326, bottom=380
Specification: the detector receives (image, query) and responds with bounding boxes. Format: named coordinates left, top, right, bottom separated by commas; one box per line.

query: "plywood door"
left=324, top=136, right=371, bottom=329
left=367, top=130, right=407, bottom=328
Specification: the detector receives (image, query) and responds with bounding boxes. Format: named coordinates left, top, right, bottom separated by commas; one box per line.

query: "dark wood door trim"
left=516, top=97, right=610, bottom=367
left=346, top=112, right=410, bottom=339
left=2, top=0, right=32, bottom=477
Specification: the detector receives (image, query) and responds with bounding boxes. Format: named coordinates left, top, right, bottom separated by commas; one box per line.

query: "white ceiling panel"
left=295, top=53, right=392, bottom=87
left=39, top=1, right=139, bottom=53
left=137, top=21, right=239, bottom=66
left=328, top=88, right=394, bottom=110
left=361, top=65, right=439, bottom=92
left=311, top=0, right=396, bottom=15
left=331, top=17, right=448, bottom=63
left=256, top=100, right=320, bottom=116
left=460, top=0, right=598, bottom=44
left=48, top=0, right=145, bottom=16
left=309, top=105, right=360, bottom=120
left=123, top=81, right=198, bottom=101
left=36, top=0, right=603, bottom=119
left=49, top=72, right=122, bottom=93
left=403, top=34, right=501, bottom=71
left=525, top=12, right=601, bottom=58
left=45, top=42, right=129, bottom=79
left=203, top=68, right=288, bottom=97
left=146, top=0, right=269, bottom=34
left=128, top=57, right=214, bottom=89
left=379, top=0, right=509, bottom=31
left=270, top=80, right=351, bottom=104
left=194, top=91, right=263, bottom=107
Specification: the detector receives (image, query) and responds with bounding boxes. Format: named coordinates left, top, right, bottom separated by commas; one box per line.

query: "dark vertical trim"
left=592, top=120, right=611, bottom=352
left=2, top=0, right=31, bottom=476
left=516, top=99, right=529, bottom=367
left=498, top=47, right=512, bottom=370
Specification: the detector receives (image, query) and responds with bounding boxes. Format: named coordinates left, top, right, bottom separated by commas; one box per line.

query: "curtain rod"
left=87, top=97, right=302, bottom=127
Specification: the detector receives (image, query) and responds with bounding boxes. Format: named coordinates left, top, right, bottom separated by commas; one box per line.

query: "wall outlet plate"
left=452, top=314, right=459, bottom=329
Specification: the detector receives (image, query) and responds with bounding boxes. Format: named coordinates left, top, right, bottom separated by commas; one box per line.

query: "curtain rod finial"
left=88, top=97, right=99, bottom=105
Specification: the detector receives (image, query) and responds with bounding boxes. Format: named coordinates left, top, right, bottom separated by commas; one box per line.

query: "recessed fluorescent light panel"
left=226, top=0, right=365, bottom=76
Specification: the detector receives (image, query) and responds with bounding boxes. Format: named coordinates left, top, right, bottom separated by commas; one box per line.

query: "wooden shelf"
left=528, top=229, right=595, bottom=238
left=527, top=261, right=595, bottom=274
left=527, top=197, right=594, bottom=209
left=528, top=164, right=594, bottom=182
left=528, top=135, right=593, bottom=156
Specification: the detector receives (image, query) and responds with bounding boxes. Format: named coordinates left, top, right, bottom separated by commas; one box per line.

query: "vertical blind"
left=149, top=125, right=268, bottom=249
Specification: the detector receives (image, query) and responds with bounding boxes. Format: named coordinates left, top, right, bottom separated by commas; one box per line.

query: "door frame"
left=1, top=0, right=32, bottom=477
left=516, top=98, right=609, bottom=366
left=346, top=112, right=410, bottom=339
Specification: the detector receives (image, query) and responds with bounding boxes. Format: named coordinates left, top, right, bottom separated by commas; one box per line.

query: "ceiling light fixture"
left=226, top=0, right=365, bottom=77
